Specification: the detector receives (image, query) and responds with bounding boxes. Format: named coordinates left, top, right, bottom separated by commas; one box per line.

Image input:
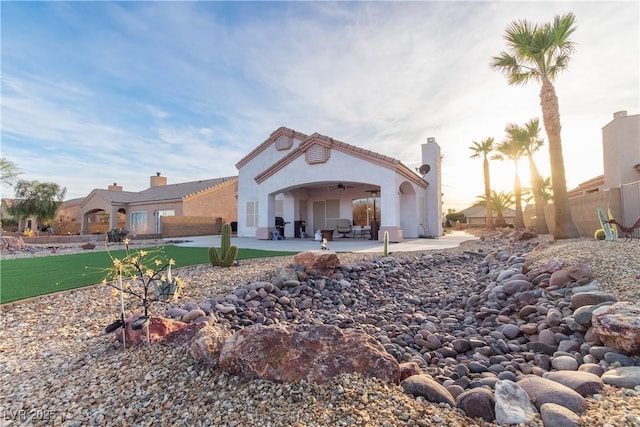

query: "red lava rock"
left=116, top=314, right=187, bottom=345
left=218, top=323, right=400, bottom=384
left=293, top=250, right=341, bottom=275
left=591, top=302, right=640, bottom=356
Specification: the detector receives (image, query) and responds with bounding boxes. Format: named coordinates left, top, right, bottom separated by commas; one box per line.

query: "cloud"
left=1, top=1, right=638, bottom=209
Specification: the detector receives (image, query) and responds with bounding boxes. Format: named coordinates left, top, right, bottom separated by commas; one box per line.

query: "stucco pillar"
left=377, top=184, right=403, bottom=242
left=422, top=140, right=443, bottom=237
left=110, top=207, right=119, bottom=230
left=256, top=193, right=276, bottom=240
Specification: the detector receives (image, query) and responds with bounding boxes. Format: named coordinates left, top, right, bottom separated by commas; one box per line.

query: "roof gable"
left=235, top=127, right=308, bottom=170
left=252, top=129, right=427, bottom=188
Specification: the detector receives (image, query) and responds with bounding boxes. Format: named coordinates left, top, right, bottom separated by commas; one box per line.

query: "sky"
left=1, top=1, right=638, bottom=212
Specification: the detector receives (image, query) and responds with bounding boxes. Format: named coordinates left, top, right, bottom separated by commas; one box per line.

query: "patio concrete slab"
left=170, top=230, right=478, bottom=253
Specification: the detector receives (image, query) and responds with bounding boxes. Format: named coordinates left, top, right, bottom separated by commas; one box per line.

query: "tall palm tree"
left=491, top=13, right=580, bottom=239
left=475, top=190, right=514, bottom=228
left=468, top=138, right=495, bottom=229
left=495, top=131, right=526, bottom=229
left=510, top=118, right=549, bottom=234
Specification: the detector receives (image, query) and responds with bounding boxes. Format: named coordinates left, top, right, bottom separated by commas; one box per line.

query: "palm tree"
left=475, top=190, right=514, bottom=228
left=494, top=130, right=526, bottom=229
left=468, top=138, right=495, bottom=229
left=510, top=118, right=549, bottom=234
left=491, top=13, right=580, bottom=239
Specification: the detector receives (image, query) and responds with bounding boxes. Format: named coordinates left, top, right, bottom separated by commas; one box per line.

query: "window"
left=131, top=211, right=147, bottom=233
left=246, top=201, right=258, bottom=228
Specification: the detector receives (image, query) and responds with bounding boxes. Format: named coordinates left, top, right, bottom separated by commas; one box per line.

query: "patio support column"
left=378, top=184, right=403, bottom=242
left=256, top=193, right=276, bottom=239
left=109, top=207, right=119, bottom=231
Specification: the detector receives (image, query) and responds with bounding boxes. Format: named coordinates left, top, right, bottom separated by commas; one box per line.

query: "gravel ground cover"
left=1, top=234, right=639, bottom=426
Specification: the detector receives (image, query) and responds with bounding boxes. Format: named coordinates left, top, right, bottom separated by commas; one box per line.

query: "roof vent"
left=613, top=110, right=627, bottom=119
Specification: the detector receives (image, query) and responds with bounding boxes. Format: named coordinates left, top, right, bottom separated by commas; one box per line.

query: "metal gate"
left=621, top=181, right=640, bottom=238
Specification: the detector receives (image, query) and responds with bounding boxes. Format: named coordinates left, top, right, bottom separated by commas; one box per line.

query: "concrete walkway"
left=171, top=230, right=478, bottom=253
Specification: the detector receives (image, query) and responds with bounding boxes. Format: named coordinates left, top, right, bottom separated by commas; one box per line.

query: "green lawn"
left=0, top=246, right=296, bottom=304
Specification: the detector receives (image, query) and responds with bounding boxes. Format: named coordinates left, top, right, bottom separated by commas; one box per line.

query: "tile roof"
left=83, top=176, right=237, bottom=205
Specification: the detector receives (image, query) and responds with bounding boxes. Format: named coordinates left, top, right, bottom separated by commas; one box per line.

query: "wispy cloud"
left=1, top=1, right=638, bottom=210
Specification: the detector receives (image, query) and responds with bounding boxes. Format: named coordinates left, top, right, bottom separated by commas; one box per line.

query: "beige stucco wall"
left=182, top=180, right=237, bottom=220
left=160, top=216, right=225, bottom=237
left=543, top=188, right=621, bottom=237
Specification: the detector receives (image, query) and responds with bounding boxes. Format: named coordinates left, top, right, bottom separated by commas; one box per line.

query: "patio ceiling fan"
left=329, top=182, right=354, bottom=191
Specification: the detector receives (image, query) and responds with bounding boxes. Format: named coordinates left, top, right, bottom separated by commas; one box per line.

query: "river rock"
left=494, top=380, right=538, bottom=425
left=542, top=371, right=604, bottom=396
left=517, top=375, right=587, bottom=413
left=601, top=366, right=640, bottom=388
left=571, top=291, right=617, bottom=309
left=401, top=374, right=455, bottom=406
left=540, top=402, right=582, bottom=427
left=455, top=388, right=495, bottom=421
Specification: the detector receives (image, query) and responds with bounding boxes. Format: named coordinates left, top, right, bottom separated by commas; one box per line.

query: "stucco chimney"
left=108, top=183, right=123, bottom=191
left=150, top=172, right=167, bottom=187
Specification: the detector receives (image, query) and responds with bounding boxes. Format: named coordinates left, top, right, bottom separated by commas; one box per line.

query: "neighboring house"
left=0, top=198, right=38, bottom=231
left=64, top=174, right=238, bottom=237
left=235, top=126, right=443, bottom=241
left=457, top=204, right=516, bottom=227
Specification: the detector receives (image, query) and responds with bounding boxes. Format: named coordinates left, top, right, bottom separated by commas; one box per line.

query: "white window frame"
left=131, top=211, right=148, bottom=233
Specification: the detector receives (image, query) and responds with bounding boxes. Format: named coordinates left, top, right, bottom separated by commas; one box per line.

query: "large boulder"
left=218, top=323, right=400, bottom=384
left=188, top=324, right=233, bottom=367
left=591, top=302, right=640, bottom=356
left=293, top=250, right=341, bottom=275
left=1, top=236, right=26, bottom=252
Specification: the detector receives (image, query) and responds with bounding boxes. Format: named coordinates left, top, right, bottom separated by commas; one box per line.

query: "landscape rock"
left=188, top=324, right=233, bottom=367
left=117, top=315, right=187, bottom=345
left=218, top=323, right=400, bottom=384
left=540, top=402, right=582, bottom=427
left=591, top=302, right=640, bottom=356
left=517, top=375, right=587, bottom=413
left=542, top=371, right=604, bottom=396
left=455, top=388, right=495, bottom=421
left=601, top=366, right=640, bottom=389
left=494, top=380, right=538, bottom=425
left=292, top=250, right=341, bottom=275
left=400, top=374, right=455, bottom=406
left=0, top=236, right=25, bottom=252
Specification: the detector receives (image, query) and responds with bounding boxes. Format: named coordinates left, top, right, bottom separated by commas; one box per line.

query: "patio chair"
left=336, top=219, right=353, bottom=238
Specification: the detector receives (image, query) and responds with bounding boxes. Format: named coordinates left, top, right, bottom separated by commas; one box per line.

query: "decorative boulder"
left=293, top=250, right=341, bottom=275
left=81, top=242, right=96, bottom=250
left=188, top=324, right=233, bottom=367
left=1, top=236, right=26, bottom=252
left=218, top=323, right=400, bottom=384
left=116, top=314, right=187, bottom=345
left=591, top=302, right=640, bottom=356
